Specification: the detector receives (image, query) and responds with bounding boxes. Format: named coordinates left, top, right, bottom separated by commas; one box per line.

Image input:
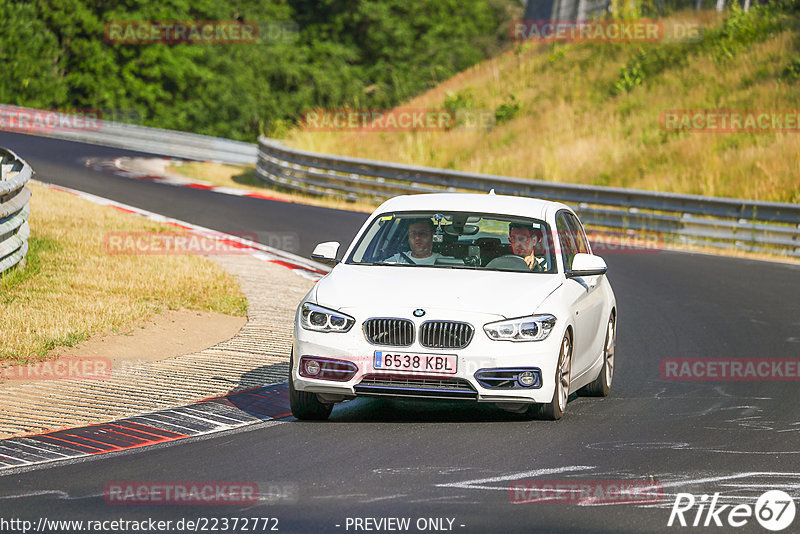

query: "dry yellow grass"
left=285, top=9, right=800, bottom=204
left=167, top=161, right=375, bottom=213
left=0, top=183, right=247, bottom=363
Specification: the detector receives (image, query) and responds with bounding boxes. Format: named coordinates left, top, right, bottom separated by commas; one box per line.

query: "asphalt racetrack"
left=1, top=131, right=799, bottom=533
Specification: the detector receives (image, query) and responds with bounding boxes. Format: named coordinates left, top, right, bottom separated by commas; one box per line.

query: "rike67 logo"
left=668, top=490, right=796, bottom=531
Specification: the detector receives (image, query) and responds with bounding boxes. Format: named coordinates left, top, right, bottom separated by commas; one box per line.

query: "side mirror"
left=566, top=253, right=607, bottom=278
left=311, top=241, right=340, bottom=266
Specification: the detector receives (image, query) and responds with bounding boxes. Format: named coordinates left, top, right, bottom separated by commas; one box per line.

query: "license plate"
left=373, top=351, right=457, bottom=375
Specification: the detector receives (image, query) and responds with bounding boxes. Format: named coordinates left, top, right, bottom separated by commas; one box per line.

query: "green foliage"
left=443, top=88, right=486, bottom=129
left=494, top=94, right=520, bottom=124
left=613, top=47, right=649, bottom=94
left=0, top=0, right=517, bottom=141
left=443, top=88, right=477, bottom=115
left=548, top=45, right=566, bottom=64
left=780, top=56, right=800, bottom=82
left=0, top=3, right=66, bottom=107
left=0, top=236, right=59, bottom=299
left=611, top=0, right=644, bottom=20
left=610, top=0, right=790, bottom=95
left=611, top=41, right=694, bottom=95
left=593, top=172, right=612, bottom=186
left=707, top=2, right=785, bottom=63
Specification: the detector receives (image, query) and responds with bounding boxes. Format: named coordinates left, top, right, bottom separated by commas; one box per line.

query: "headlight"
left=300, top=303, right=355, bottom=333
left=484, top=314, right=556, bottom=342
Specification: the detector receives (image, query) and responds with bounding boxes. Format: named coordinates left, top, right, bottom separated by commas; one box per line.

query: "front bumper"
left=293, top=312, right=562, bottom=405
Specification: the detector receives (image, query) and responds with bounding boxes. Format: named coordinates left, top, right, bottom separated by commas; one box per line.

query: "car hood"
left=315, top=264, right=562, bottom=319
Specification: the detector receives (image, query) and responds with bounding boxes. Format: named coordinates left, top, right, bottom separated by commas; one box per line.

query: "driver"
left=508, top=222, right=545, bottom=271
left=384, top=218, right=442, bottom=265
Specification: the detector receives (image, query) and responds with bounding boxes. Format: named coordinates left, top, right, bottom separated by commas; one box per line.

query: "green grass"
left=286, top=3, right=800, bottom=204
left=0, top=236, right=60, bottom=299
left=0, top=183, right=248, bottom=362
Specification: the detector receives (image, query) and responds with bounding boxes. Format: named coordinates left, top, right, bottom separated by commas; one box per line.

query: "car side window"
left=565, top=213, right=590, bottom=255
left=384, top=219, right=411, bottom=259
left=557, top=212, right=579, bottom=271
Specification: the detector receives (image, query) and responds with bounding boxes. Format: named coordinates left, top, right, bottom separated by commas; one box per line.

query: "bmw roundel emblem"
left=413, top=309, right=425, bottom=317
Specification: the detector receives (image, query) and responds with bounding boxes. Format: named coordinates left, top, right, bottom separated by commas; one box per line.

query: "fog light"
left=518, top=371, right=535, bottom=387
left=305, top=359, right=321, bottom=376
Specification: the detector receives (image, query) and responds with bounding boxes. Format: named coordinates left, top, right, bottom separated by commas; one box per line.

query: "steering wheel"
left=486, top=254, right=543, bottom=272
left=463, top=255, right=480, bottom=267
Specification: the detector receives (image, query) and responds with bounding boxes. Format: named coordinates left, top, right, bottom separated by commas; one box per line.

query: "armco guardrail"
left=0, top=104, right=257, bottom=165
left=257, top=136, right=800, bottom=257
left=0, top=148, right=32, bottom=275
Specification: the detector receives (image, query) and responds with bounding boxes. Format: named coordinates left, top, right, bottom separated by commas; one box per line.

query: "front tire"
left=528, top=331, right=572, bottom=421
left=580, top=313, right=615, bottom=397
left=289, top=352, right=333, bottom=421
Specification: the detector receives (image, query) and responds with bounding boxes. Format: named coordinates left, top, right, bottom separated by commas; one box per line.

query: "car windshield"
left=347, top=211, right=557, bottom=273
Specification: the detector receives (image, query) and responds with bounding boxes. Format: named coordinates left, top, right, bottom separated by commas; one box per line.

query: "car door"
left=557, top=211, right=605, bottom=379
left=567, top=213, right=607, bottom=361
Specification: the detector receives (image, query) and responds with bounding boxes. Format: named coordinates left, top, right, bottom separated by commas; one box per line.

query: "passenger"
left=384, top=218, right=442, bottom=265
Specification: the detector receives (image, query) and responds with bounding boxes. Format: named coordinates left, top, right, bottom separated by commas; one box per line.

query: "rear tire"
left=289, top=352, right=333, bottom=421
left=580, top=313, right=615, bottom=397
left=528, top=331, right=572, bottom=421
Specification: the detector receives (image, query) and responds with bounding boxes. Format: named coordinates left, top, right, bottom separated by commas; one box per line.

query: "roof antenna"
left=488, top=189, right=496, bottom=195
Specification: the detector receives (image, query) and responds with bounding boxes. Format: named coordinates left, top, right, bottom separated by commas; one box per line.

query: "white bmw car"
left=291, top=193, right=616, bottom=420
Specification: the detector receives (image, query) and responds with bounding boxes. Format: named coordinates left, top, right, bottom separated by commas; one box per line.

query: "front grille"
left=419, top=321, right=474, bottom=349
left=355, top=374, right=477, bottom=399
left=360, top=375, right=474, bottom=390
left=363, top=318, right=414, bottom=347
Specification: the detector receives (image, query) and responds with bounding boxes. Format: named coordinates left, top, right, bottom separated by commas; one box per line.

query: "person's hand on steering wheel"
left=524, top=253, right=543, bottom=272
